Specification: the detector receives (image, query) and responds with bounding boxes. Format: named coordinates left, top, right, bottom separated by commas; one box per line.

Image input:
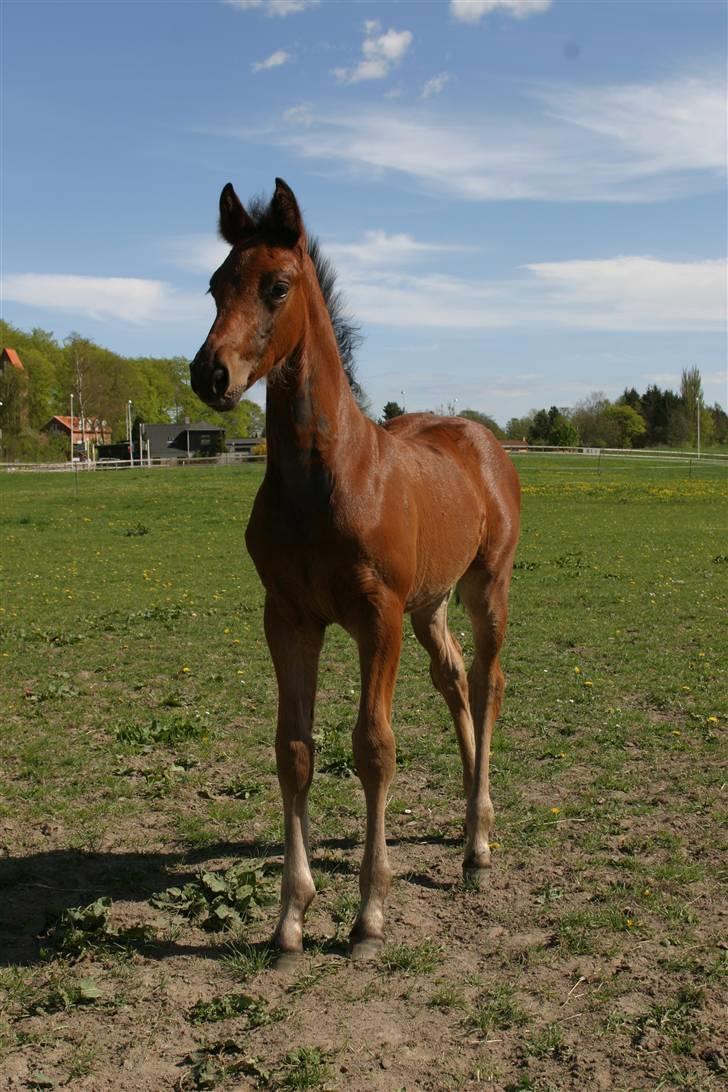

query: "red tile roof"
left=1, top=348, right=24, bottom=370
left=44, top=416, right=112, bottom=444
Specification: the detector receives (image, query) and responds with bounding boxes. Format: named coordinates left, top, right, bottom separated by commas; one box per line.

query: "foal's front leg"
left=350, top=600, right=403, bottom=959
left=264, top=597, right=324, bottom=954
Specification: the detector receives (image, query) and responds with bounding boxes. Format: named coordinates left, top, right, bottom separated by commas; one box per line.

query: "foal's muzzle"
left=190, top=352, right=232, bottom=409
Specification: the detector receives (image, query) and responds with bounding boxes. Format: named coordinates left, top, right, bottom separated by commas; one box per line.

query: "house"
left=139, top=422, right=226, bottom=459
left=0, top=348, right=29, bottom=428
left=225, top=436, right=263, bottom=458
left=1, top=348, right=24, bottom=375
left=43, top=416, right=112, bottom=454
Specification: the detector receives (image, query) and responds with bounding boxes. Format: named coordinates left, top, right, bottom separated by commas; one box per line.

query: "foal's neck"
left=265, top=258, right=369, bottom=491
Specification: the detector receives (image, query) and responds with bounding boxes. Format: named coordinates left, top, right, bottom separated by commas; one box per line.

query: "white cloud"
left=334, top=25, right=413, bottom=84
left=450, top=0, right=552, bottom=22
left=253, top=49, right=290, bottom=72
left=1, top=273, right=210, bottom=326
left=324, top=230, right=469, bottom=267
left=337, top=256, right=726, bottom=332
left=522, top=257, right=727, bottom=331
left=274, top=73, right=726, bottom=202
left=162, top=235, right=231, bottom=274
left=223, top=0, right=319, bottom=16
left=536, top=77, right=725, bottom=175
left=421, top=73, right=449, bottom=100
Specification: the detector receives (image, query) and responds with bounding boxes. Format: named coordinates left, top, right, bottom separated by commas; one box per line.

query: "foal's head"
left=190, top=178, right=309, bottom=410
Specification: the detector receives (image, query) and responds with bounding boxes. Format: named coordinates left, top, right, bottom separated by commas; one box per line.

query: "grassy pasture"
left=0, top=456, right=726, bottom=1090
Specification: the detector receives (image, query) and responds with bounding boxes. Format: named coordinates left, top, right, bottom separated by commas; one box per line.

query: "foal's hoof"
left=350, top=937, right=384, bottom=962
left=462, top=861, right=492, bottom=888
left=273, top=949, right=304, bottom=973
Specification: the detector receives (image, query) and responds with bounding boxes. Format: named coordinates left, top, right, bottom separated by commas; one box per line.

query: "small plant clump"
left=467, top=984, right=529, bottom=1035
left=189, top=991, right=279, bottom=1027
left=181, top=1040, right=270, bottom=1090
left=41, top=898, right=112, bottom=958
left=279, top=1047, right=333, bottom=1090
left=152, top=862, right=270, bottom=931
left=41, top=897, right=155, bottom=958
left=113, top=714, right=209, bottom=748
left=380, top=939, right=442, bottom=975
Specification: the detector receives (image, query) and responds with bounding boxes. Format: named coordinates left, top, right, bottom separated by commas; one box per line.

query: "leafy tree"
left=382, top=401, right=405, bottom=421
left=602, top=403, right=647, bottom=448
left=458, top=408, right=505, bottom=439
left=505, top=414, right=534, bottom=441
left=620, top=387, right=642, bottom=413
left=548, top=414, right=580, bottom=447
left=709, top=403, right=728, bottom=444
left=641, top=385, right=681, bottom=447
left=571, top=392, right=612, bottom=447
left=680, top=366, right=703, bottom=429
left=528, top=408, right=551, bottom=443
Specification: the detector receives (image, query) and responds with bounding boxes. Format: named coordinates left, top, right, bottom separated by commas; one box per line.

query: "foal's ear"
left=270, top=178, right=305, bottom=248
left=219, top=183, right=255, bottom=246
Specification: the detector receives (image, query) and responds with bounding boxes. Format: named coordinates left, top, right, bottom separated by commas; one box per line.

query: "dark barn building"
left=97, top=422, right=226, bottom=461
left=141, top=422, right=225, bottom=459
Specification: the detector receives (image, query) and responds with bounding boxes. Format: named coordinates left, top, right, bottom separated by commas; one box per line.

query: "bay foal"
left=190, top=179, right=520, bottom=958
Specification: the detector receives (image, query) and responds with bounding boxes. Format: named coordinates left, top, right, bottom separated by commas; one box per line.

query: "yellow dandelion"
left=626, top=918, right=634, bottom=929
left=181, top=666, right=190, bottom=674
left=550, top=807, right=561, bottom=815
left=643, top=888, right=652, bottom=897
left=574, top=666, right=581, bottom=674
left=584, top=680, right=593, bottom=687
left=706, top=716, right=718, bottom=724
left=490, top=842, right=501, bottom=850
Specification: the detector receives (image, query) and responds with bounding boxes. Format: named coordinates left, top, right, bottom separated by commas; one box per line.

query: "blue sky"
left=2, top=0, right=726, bottom=423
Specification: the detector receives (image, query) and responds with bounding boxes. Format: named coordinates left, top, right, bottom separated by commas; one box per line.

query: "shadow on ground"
left=0, top=831, right=462, bottom=965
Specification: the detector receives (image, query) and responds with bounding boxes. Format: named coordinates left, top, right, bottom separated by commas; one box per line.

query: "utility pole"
left=126, top=400, right=134, bottom=467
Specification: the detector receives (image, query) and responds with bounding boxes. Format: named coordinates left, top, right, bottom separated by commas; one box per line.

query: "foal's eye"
left=270, top=281, right=289, bottom=302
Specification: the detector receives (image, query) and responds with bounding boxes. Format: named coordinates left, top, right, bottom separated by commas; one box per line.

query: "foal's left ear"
left=270, top=178, right=304, bottom=248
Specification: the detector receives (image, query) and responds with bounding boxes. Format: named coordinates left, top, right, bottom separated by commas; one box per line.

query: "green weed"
left=279, top=1047, right=332, bottom=1090
left=189, top=992, right=278, bottom=1027
left=467, top=984, right=529, bottom=1034
left=152, top=862, right=270, bottom=931
left=380, top=939, right=442, bottom=975
left=223, top=941, right=275, bottom=979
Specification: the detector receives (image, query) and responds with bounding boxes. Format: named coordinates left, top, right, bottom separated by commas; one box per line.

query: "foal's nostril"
left=211, top=366, right=228, bottom=399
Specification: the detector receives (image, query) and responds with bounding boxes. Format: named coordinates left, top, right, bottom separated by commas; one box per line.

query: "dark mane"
left=243, top=195, right=365, bottom=407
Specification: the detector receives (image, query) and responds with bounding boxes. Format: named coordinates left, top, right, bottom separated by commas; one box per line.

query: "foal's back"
left=371, top=413, right=520, bottom=611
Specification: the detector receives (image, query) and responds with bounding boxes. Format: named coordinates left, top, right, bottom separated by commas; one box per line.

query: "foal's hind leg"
left=411, top=593, right=475, bottom=796
left=264, top=596, right=324, bottom=954
left=458, top=569, right=512, bottom=878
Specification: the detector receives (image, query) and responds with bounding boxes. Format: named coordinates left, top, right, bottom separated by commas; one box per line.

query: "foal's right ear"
left=219, top=183, right=255, bottom=246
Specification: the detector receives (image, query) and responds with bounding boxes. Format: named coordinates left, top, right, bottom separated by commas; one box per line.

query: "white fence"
left=1, top=452, right=267, bottom=473
left=508, top=445, right=727, bottom=469
left=2, top=446, right=726, bottom=473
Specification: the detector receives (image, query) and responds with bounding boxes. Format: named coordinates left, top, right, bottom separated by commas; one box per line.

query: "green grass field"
left=1, top=457, right=726, bottom=1090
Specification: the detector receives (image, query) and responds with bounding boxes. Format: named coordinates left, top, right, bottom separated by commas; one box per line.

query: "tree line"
left=383, top=367, right=727, bottom=450
left=0, top=321, right=264, bottom=461
left=1, top=320, right=725, bottom=461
